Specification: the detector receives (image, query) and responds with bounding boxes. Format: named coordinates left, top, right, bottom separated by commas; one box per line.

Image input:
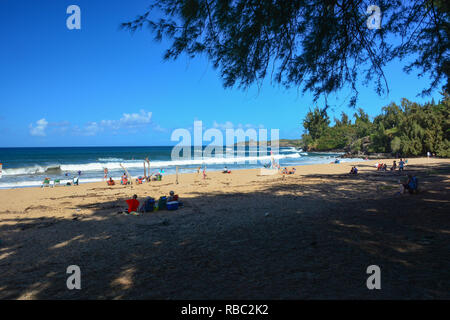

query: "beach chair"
left=41, top=178, right=51, bottom=188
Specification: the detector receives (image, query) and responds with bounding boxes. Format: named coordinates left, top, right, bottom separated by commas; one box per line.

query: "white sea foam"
left=2, top=153, right=302, bottom=176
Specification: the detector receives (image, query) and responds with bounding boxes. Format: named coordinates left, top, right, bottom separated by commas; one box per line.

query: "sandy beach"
left=0, top=157, right=449, bottom=299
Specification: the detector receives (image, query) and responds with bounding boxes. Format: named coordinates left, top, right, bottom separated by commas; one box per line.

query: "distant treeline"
left=300, top=94, right=450, bottom=157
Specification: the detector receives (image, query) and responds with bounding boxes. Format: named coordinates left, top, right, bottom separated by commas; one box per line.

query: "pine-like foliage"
left=122, top=0, right=449, bottom=105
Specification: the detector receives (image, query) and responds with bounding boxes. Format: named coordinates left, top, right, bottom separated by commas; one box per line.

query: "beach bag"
left=144, top=198, right=155, bottom=212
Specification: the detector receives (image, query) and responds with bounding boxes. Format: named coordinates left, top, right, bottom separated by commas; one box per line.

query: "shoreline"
left=0, top=155, right=398, bottom=190
left=0, top=155, right=441, bottom=190
left=0, top=156, right=446, bottom=198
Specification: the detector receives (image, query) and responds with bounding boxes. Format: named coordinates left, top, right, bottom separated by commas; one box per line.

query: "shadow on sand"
left=0, top=163, right=449, bottom=299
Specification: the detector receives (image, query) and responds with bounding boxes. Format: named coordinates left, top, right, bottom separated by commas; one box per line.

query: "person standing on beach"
left=391, top=160, right=397, bottom=171
left=399, top=159, right=405, bottom=172
left=203, top=166, right=206, bottom=179
left=104, top=168, right=108, bottom=180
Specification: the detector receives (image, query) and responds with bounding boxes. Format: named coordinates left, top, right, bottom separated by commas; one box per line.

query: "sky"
left=0, top=0, right=444, bottom=147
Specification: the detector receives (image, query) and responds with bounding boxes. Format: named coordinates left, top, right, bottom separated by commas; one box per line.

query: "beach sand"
left=0, top=157, right=449, bottom=299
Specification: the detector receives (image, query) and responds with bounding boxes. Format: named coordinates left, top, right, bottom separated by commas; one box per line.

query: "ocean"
left=0, top=146, right=362, bottom=189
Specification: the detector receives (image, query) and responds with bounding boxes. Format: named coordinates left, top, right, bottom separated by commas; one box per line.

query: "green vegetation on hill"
left=300, top=94, right=450, bottom=157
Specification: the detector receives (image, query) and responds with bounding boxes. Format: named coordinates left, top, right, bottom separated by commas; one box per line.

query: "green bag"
left=158, top=196, right=167, bottom=210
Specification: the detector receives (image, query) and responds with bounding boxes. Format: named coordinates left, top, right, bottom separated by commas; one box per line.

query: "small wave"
left=3, top=165, right=61, bottom=176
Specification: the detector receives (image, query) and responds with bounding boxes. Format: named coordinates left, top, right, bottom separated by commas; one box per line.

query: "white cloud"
left=84, top=122, right=102, bottom=136
left=29, top=118, right=48, bottom=136
left=100, top=110, right=152, bottom=130
left=30, top=110, right=161, bottom=137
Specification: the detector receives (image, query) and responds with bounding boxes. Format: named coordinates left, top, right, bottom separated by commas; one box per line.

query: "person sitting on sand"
left=136, top=176, right=144, bottom=184
left=288, top=167, right=296, bottom=174
left=281, top=167, right=288, bottom=174
left=222, top=166, right=231, bottom=173
left=125, top=194, right=140, bottom=214
left=168, top=190, right=179, bottom=202
left=391, top=160, right=397, bottom=171
left=349, top=166, right=358, bottom=174
left=383, top=163, right=387, bottom=171
left=400, top=174, right=418, bottom=194
left=107, top=177, right=115, bottom=186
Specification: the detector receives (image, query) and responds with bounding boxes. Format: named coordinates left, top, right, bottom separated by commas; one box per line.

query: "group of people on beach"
left=376, top=158, right=407, bottom=172
left=41, top=171, right=81, bottom=188
left=124, top=191, right=182, bottom=215
left=349, top=166, right=358, bottom=174
left=281, top=167, right=296, bottom=175
left=106, top=171, right=164, bottom=186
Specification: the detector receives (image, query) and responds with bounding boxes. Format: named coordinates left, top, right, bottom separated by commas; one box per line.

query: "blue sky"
left=0, top=0, right=444, bottom=147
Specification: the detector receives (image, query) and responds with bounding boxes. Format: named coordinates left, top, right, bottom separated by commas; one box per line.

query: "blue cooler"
left=166, top=201, right=179, bottom=211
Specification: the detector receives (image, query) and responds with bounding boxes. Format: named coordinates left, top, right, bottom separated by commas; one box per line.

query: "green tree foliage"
left=123, top=0, right=449, bottom=106
left=301, top=95, right=450, bottom=156
left=303, top=107, right=330, bottom=140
